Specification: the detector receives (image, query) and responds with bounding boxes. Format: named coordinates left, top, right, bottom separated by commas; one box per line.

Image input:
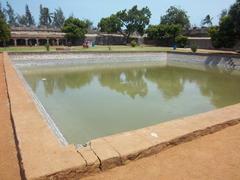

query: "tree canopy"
left=209, top=16, right=236, bottom=48
left=5, top=2, right=17, bottom=26
left=98, top=15, right=122, bottom=33
left=160, top=6, right=190, bottom=29
left=85, top=19, right=93, bottom=30
left=25, top=5, right=35, bottom=26
left=229, top=0, right=240, bottom=37
left=98, top=5, right=151, bottom=43
left=0, top=16, right=11, bottom=46
left=39, top=5, right=52, bottom=27
left=209, top=0, right=240, bottom=48
left=0, top=2, right=68, bottom=29
left=17, top=5, right=35, bottom=27
left=62, top=17, right=88, bottom=44
left=201, top=15, right=213, bottom=27
left=116, top=6, right=151, bottom=38
left=146, top=24, right=183, bottom=45
left=17, top=14, right=27, bottom=26
left=52, top=8, right=65, bottom=28
left=219, top=9, right=228, bottom=21
left=0, top=2, right=6, bottom=20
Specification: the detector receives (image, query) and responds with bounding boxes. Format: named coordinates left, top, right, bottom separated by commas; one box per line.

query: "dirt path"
left=0, top=54, right=21, bottom=180
left=83, top=123, right=240, bottom=180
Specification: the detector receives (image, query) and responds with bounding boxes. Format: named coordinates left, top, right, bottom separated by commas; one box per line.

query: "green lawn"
left=0, top=45, right=236, bottom=54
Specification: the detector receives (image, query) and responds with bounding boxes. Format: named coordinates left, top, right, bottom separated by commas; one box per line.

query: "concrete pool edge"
left=13, top=62, right=69, bottom=146
left=3, top=52, right=92, bottom=179
left=3, top=52, right=240, bottom=179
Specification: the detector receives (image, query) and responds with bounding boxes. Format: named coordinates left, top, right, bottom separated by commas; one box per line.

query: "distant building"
left=185, top=27, right=210, bottom=37
left=9, top=27, right=142, bottom=46
left=10, top=27, right=66, bottom=46
left=8, top=26, right=216, bottom=49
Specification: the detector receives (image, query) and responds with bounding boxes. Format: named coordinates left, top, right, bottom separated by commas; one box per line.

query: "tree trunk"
left=125, top=33, right=131, bottom=45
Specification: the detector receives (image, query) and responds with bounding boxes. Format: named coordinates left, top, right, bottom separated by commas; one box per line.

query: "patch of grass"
left=0, top=46, right=51, bottom=52
left=0, top=45, right=236, bottom=54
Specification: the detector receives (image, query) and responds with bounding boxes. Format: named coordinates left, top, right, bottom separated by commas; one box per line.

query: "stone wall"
left=10, top=51, right=240, bottom=71
left=167, top=52, right=240, bottom=71
left=10, top=52, right=167, bottom=67
left=187, top=38, right=213, bottom=49
left=85, top=34, right=140, bottom=45
left=144, top=37, right=214, bottom=49
left=96, top=35, right=126, bottom=45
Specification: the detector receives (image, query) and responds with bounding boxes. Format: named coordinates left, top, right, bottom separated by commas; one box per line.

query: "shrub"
left=130, top=40, right=137, bottom=47
left=208, top=26, right=222, bottom=48
left=176, top=35, right=188, bottom=48
left=45, top=43, right=50, bottom=51
left=191, top=43, right=198, bottom=53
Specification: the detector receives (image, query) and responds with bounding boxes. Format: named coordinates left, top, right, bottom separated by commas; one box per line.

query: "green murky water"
left=21, top=64, right=240, bottom=144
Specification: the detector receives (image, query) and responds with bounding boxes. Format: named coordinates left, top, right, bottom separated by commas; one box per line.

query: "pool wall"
left=3, top=52, right=240, bottom=179
left=11, top=51, right=240, bottom=71
left=167, top=52, right=240, bottom=71
left=10, top=52, right=167, bottom=67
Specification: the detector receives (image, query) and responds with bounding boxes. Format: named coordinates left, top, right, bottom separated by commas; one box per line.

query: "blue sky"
left=1, top=0, right=236, bottom=26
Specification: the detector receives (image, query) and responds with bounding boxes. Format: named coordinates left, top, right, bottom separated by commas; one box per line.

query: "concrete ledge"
left=3, top=52, right=97, bottom=179
left=87, top=103, right=240, bottom=170
left=3, top=52, right=240, bottom=179
left=0, top=53, right=21, bottom=180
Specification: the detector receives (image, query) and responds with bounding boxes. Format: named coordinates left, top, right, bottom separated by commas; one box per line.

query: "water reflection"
left=25, top=70, right=93, bottom=97
left=145, top=67, right=184, bottom=99
left=98, top=69, right=148, bottom=98
left=23, top=65, right=240, bottom=108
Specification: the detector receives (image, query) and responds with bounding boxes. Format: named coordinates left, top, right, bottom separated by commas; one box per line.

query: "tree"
left=116, top=5, right=151, bottom=42
left=160, top=6, right=190, bottom=29
left=16, top=5, right=35, bottom=27
left=25, top=5, right=35, bottom=26
left=98, top=5, right=151, bottom=43
left=201, top=15, right=213, bottom=27
left=229, top=0, right=240, bottom=37
left=85, top=19, right=93, bottom=30
left=62, top=17, right=88, bottom=45
left=146, top=25, right=161, bottom=40
left=146, top=24, right=182, bottom=45
left=209, top=16, right=236, bottom=48
left=209, top=0, right=240, bottom=48
left=0, top=16, right=11, bottom=46
left=52, top=8, right=65, bottom=28
left=17, top=14, right=28, bottom=26
left=5, top=2, right=17, bottom=26
left=208, top=27, right=219, bottom=47
left=219, top=9, right=228, bottom=21
left=0, top=2, right=6, bottom=20
left=165, top=24, right=182, bottom=43
left=39, top=5, right=52, bottom=27
left=98, top=15, right=122, bottom=33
